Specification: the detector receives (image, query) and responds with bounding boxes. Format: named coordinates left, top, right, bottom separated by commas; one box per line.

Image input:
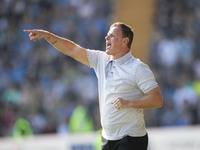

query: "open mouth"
left=106, top=42, right=111, bottom=49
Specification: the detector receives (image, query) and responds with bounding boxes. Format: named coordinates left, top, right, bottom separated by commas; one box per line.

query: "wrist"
left=128, top=99, right=136, bottom=108
left=43, top=31, right=51, bottom=39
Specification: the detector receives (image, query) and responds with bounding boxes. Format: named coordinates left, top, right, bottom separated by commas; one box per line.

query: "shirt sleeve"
left=87, top=49, right=98, bottom=69
left=86, top=49, right=105, bottom=71
left=135, top=62, right=158, bottom=94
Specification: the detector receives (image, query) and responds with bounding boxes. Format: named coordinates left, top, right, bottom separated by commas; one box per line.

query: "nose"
left=105, top=35, right=109, bottom=40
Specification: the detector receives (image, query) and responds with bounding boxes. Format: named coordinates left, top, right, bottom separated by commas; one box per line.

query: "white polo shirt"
left=87, top=49, right=158, bottom=140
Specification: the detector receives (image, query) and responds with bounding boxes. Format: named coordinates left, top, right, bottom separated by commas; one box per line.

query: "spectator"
left=147, top=0, right=200, bottom=127
left=0, top=0, right=113, bottom=136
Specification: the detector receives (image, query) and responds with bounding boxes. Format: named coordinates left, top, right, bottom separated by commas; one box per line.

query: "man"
left=24, top=22, right=163, bottom=150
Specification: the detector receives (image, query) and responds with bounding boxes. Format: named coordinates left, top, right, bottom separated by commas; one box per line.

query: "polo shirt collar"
left=109, top=50, right=132, bottom=65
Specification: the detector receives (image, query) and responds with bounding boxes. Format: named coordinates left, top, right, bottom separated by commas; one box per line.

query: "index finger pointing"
left=23, top=30, right=34, bottom=33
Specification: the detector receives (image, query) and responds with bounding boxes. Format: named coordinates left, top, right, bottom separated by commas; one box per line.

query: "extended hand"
left=111, top=98, right=130, bottom=110
left=24, top=29, right=47, bottom=42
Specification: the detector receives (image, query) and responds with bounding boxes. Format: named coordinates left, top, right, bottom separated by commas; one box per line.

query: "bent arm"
left=128, top=87, right=163, bottom=108
left=24, top=29, right=89, bottom=66
left=111, top=87, right=163, bottom=109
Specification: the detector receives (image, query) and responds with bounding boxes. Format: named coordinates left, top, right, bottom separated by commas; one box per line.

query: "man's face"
left=105, top=26, right=124, bottom=58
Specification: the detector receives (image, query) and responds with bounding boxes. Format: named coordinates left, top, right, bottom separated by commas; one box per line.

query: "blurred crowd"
left=146, top=0, right=200, bottom=126
left=0, top=0, right=113, bottom=137
left=1, top=0, right=200, bottom=138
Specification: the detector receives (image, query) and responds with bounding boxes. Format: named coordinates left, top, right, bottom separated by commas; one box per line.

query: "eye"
left=112, top=34, right=115, bottom=37
left=109, top=34, right=115, bottom=38
left=106, top=34, right=115, bottom=39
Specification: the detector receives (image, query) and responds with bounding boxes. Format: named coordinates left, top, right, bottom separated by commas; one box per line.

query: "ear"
left=122, top=37, right=129, bottom=46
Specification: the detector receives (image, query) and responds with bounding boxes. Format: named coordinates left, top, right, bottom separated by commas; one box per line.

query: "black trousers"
left=101, top=134, right=148, bottom=150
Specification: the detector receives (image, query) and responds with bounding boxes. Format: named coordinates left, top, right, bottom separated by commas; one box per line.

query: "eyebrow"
left=107, top=33, right=115, bottom=37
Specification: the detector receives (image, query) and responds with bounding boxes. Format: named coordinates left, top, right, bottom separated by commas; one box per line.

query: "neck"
left=113, top=49, right=130, bottom=60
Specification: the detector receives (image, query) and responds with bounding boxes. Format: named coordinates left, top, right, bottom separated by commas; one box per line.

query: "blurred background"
left=0, top=0, right=200, bottom=146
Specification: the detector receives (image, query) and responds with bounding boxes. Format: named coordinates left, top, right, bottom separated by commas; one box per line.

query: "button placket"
left=112, top=61, right=116, bottom=74
left=109, top=61, right=114, bottom=78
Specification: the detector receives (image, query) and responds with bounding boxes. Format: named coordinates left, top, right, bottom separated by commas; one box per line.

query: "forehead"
left=108, top=26, right=122, bottom=36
